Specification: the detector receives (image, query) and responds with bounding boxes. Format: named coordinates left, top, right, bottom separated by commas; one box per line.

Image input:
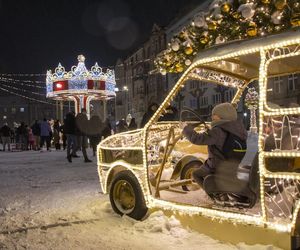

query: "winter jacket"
left=75, top=113, right=89, bottom=136
left=40, top=121, right=51, bottom=137
left=0, top=125, right=11, bottom=137
left=64, top=113, right=76, bottom=135
left=31, top=122, right=41, bottom=136
left=183, top=120, right=247, bottom=171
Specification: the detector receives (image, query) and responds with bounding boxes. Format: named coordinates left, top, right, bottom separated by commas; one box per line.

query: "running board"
left=158, top=179, right=193, bottom=190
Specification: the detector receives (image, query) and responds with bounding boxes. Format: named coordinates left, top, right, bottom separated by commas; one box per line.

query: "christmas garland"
left=155, top=0, right=300, bottom=74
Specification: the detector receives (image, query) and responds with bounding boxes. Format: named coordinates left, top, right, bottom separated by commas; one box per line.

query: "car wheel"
left=180, top=161, right=201, bottom=191
left=109, top=170, right=148, bottom=220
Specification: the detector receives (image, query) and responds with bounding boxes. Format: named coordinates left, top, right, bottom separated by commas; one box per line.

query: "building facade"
left=115, top=24, right=167, bottom=126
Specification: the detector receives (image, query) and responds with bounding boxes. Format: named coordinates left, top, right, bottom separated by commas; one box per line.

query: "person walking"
left=60, top=123, right=67, bottom=150
left=75, top=108, right=92, bottom=163
left=17, top=122, right=27, bottom=150
left=40, top=118, right=51, bottom=151
left=28, top=128, right=35, bottom=150
left=128, top=118, right=137, bottom=130
left=64, top=112, right=77, bottom=163
left=0, top=123, right=12, bottom=151
left=31, top=120, right=41, bottom=150
left=53, top=119, right=61, bottom=150
left=102, top=118, right=112, bottom=139
left=88, top=115, right=102, bottom=157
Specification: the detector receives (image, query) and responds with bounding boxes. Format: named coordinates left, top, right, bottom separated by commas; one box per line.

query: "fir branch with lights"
left=155, top=0, right=300, bottom=74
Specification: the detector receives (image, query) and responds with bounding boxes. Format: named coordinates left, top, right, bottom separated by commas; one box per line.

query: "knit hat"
left=212, top=103, right=237, bottom=121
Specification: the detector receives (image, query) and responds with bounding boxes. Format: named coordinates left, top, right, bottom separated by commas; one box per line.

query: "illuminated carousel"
left=46, top=55, right=116, bottom=117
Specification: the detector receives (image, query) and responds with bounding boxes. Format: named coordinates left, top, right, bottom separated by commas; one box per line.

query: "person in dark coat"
left=140, top=103, right=159, bottom=128
left=31, top=120, right=41, bottom=150
left=40, top=118, right=52, bottom=151
left=17, top=122, right=27, bottom=150
left=102, top=118, right=112, bottom=139
left=64, top=112, right=77, bottom=162
left=0, top=123, right=12, bottom=151
left=88, top=115, right=103, bottom=156
left=181, top=103, right=247, bottom=188
left=159, top=106, right=178, bottom=122
left=75, top=108, right=92, bottom=163
left=116, top=119, right=128, bottom=133
left=53, top=119, right=61, bottom=150
left=59, top=124, right=67, bottom=150
left=128, top=118, right=137, bottom=130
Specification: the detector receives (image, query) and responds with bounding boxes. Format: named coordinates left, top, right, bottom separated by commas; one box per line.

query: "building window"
left=212, top=93, right=221, bottom=104
left=11, top=107, right=16, bottom=114
left=225, top=89, right=235, bottom=102
left=200, top=96, right=208, bottom=106
left=288, top=74, right=297, bottom=91
left=274, top=77, right=283, bottom=94
left=20, top=107, right=25, bottom=112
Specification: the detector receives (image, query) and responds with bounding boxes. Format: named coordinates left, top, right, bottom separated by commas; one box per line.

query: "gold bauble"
left=261, top=0, right=271, bottom=4
left=166, top=61, right=171, bottom=67
left=176, top=64, right=184, bottom=73
left=184, top=45, right=193, bottom=55
left=291, top=13, right=300, bottom=27
left=221, top=2, right=231, bottom=13
left=200, top=35, right=209, bottom=44
left=232, top=11, right=241, bottom=19
left=247, top=22, right=258, bottom=37
left=274, top=0, right=287, bottom=10
left=208, top=21, right=217, bottom=31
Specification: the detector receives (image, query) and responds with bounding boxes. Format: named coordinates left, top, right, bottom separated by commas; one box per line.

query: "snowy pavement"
left=0, top=149, right=281, bottom=250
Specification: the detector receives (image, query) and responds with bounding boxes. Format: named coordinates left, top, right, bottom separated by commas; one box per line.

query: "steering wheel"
left=180, top=107, right=208, bottom=130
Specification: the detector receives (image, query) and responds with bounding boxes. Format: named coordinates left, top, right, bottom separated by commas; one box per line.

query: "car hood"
left=99, top=129, right=144, bottom=150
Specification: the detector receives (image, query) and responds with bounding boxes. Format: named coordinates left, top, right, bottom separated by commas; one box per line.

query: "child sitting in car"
left=180, top=103, right=247, bottom=188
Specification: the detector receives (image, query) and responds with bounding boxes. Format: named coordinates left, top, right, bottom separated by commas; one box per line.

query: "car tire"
left=180, top=161, right=201, bottom=191
left=109, top=170, right=148, bottom=220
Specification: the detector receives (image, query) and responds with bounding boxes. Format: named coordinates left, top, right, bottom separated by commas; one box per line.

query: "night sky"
left=0, top=0, right=202, bottom=74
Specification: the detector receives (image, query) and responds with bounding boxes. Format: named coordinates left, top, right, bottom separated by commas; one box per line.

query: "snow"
left=0, top=149, right=282, bottom=250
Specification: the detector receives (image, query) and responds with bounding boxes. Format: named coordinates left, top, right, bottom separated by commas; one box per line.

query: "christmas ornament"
left=271, top=11, right=283, bottom=25
left=238, top=3, right=256, bottom=19
left=176, top=63, right=184, bottom=73
left=291, top=13, right=300, bottom=27
left=232, top=11, right=241, bottom=19
left=247, top=22, right=258, bottom=36
left=184, top=44, right=193, bottom=55
left=221, top=2, right=232, bottom=13
left=185, top=59, right=192, bottom=66
left=261, top=0, right=271, bottom=4
left=171, top=40, right=180, bottom=51
left=200, top=33, right=209, bottom=44
left=160, top=69, right=167, bottom=75
left=208, top=21, right=217, bottom=30
left=274, top=0, right=287, bottom=10
left=193, top=14, right=206, bottom=28
left=215, top=35, right=226, bottom=44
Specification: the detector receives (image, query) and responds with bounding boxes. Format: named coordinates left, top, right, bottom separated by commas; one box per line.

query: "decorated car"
left=97, top=0, right=300, bottom=247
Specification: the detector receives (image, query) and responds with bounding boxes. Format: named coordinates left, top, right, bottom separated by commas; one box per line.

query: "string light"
left=0, top=82, right=45, bottom=96
left=0, top=85, right=55, bottom=105
left=0, top=73, right=46, bottom=77
left=0, top=76, right=46, bottom=84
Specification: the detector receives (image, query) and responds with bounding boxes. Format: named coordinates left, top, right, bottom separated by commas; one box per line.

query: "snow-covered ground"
left=0, top=149, right=282, bottom=250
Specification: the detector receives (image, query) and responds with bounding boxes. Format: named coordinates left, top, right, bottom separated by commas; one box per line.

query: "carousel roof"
left=46, top=55, right=116, bottom=100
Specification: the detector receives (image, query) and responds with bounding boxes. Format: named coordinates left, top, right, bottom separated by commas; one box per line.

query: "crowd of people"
left=0, top=109, right=114, bottom=163
left=0, top=103, right=176, bottom=161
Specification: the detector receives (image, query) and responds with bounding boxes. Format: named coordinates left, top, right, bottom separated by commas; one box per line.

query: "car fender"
left=170, top=155, right=205, bottom=180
